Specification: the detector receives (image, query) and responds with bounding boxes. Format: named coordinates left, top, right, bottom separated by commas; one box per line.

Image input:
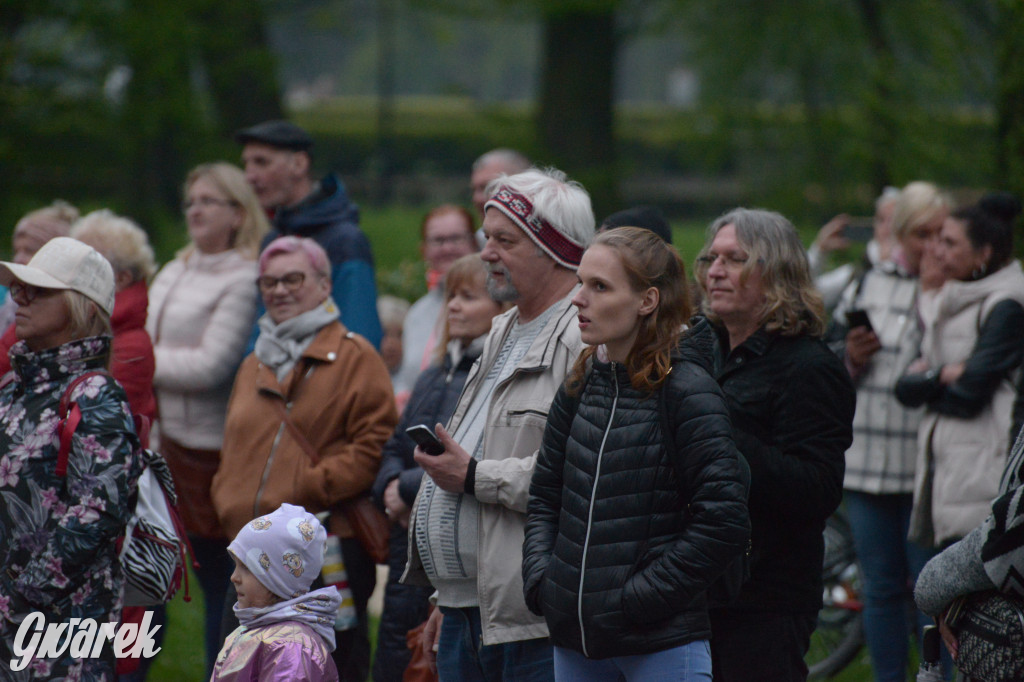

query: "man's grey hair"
left=485, top=167, right=595, bottom=250
left=472, top=148, right=531, bottom=174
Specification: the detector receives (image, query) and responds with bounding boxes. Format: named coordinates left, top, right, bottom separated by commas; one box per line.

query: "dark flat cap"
left=599, top=205, right=672, bottom=244
left=235, top=120, right=313, bottom=151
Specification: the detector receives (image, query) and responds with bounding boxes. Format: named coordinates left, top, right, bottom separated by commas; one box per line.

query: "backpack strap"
left=0, top=371, right=17, bottom=393
left=56, top=371, right=111, bottom=477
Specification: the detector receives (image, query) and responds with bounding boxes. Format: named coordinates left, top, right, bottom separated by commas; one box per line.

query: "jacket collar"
left=10, top=336, right=111, bottom=390
left=936, top=259, right=1024, bottom=319
left=676, top=317, right=717, bottom=374
left=485, top=285, right=579, bottom=375
left=712, top=319, right=774, bottom=358
left=111, top=280, right=149, bottom=335
left=274, top=173, right=359, bottom=235
left=255, top=320, right=347, bottom=399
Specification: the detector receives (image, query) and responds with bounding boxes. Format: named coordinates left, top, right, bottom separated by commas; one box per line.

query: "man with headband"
left=402, top=167, right=594, bottom=680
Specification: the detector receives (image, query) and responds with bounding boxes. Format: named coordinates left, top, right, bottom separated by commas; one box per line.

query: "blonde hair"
left=13, top=200, right=79, bottom=254
left=435, top=255, right=506, bottom=362
left=377, top=295, right=410, bottom=330
left=63, top=290, right=112, bottom=341
left=695, top=208, right=825, bottom=337
left=71, top=209, right=157, bottom=283
left=182, top=162, right=270, bottom=259
left=890, top=181, right=951, bottom=241
left=16, top=200, right=79, bottom=235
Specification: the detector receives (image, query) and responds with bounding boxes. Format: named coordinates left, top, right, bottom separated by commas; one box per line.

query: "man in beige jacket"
left=402, top=167, right=594, bottom=681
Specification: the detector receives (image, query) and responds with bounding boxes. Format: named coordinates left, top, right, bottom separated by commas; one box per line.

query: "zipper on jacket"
left=254, top=418, right=287, bottom=519
left=254, top=366, right=316, bottom=519
left=577, top=365, right=618, bottom=658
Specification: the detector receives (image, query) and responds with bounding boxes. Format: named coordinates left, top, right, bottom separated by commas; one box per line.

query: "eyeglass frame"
left=423, top=234, right=473, bottom=248
left=9, top=281, right=61, bottom=305
left=256, top=271, right=310, bottom=293
left=181, top=197, right=238, bottom=213
left=694, top=252, right=753, bottom=270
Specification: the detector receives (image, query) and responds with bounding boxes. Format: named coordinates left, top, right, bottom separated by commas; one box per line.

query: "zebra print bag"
left=945, top=590, right=1024, bottom=682
left=118, top=448, right=193, bottom=606
left=57, top=372, right=196, bottom=606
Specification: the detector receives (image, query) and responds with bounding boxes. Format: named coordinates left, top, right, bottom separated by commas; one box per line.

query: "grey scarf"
left=254, top=299, right=339, bottom=381
left=234, top=585, right=343, bottom=651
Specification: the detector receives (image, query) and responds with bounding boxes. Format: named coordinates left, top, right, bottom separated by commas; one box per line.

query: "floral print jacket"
left=0, top=336, right=141, bottom=681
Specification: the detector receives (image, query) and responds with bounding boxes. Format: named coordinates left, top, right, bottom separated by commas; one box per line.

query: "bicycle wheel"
left=806, top=511, right=865, bottom=679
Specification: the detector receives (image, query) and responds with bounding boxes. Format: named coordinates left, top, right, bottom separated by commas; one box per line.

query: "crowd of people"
left=0, top=116, right=1022, bottom=682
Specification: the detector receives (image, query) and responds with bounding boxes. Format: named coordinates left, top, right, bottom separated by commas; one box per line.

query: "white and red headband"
left=485, top=188, right=584, bottom=270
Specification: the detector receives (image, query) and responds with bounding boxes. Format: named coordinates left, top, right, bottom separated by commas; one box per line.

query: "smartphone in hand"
left=406, top=424, right=446, bottom=456
left=843, top=218, right=874, bottom=242
left=845, top=308, right=874, bottom=333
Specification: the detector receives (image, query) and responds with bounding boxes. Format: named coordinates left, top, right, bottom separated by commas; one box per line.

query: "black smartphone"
left=406, top=424, right=446, bottom=456
left=845, top=308, right=874, bottom=333
left=843, top=218, right=874, bottom=243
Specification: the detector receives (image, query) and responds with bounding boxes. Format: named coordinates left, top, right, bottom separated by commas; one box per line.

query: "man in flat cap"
left=237, top=119, right=382, bottom=348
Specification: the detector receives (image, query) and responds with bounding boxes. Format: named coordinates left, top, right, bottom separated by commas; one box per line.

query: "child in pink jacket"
left=211, top=504, right=341, bottom=682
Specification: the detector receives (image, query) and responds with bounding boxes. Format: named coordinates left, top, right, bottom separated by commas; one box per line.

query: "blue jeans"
left=437, top=606, right=553, bottom=682
left=553, top=641, right=711, bottom=682
left=844, top=491, right=945, bottom=682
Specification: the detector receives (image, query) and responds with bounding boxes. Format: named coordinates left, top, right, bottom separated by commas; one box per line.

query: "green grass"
left=145, top=577, right=206, bottom=681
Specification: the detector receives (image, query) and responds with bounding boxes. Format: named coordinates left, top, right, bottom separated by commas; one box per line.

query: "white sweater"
left=146, top=249, right=258, bottom=449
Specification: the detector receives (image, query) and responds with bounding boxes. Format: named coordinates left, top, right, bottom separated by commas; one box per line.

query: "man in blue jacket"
left=237, top=119, right=383, bottom=349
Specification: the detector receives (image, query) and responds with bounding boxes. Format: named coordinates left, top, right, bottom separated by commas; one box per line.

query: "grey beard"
left=486, top=270, right=519, bottom=302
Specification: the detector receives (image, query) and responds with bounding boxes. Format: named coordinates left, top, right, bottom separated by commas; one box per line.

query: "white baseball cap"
left=0, top=237, right=115, bottom=316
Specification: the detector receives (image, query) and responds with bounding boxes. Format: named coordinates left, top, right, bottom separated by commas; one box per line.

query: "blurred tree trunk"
left=996, top=0, right=1024, bottom=201
left=109, top=0, right=283, bottom=223
left=854, top=0, right=897, bottom=191
left=196, top=0, right=284, bottom=133
left=112, top=1, right=199, bottom=221
left=0, top=1, right=30, bottom=218
left=538, top=3, right=618, bottom=219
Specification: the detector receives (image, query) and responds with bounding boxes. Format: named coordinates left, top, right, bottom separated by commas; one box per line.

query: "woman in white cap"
left=0, top=237, right=142, bottom=680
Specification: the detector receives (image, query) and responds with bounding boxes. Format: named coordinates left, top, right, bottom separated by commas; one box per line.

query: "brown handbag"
left=271, top=399, right=390, bottom=564
left=403, top=608, right=439, bottom=682
left=337, top=494, right=390, bottom=564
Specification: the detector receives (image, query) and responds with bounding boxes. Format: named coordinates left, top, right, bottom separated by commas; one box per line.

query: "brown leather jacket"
left=212, top=321, right=397, bottom=539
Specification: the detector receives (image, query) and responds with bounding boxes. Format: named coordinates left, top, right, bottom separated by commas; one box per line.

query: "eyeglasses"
left=9, top=281, right=59, bottom=305
left=696, top=252, right=750, bottom=270
left=424, top=234, right=472, bottom=248
left=182, top=197, right=236, bottom=212
left=257, top=272, right=306, bottom=293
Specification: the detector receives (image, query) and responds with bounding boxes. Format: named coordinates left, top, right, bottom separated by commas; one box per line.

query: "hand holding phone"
left=845, top=309, right=874, bottom=333
left=842, top=218, right=874, bottom=243
left=406, top=424, right=446, bottom=456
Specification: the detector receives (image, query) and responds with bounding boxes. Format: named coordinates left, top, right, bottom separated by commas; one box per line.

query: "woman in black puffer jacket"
left=370, top=254, right=506, bottom=682
left=523, top=228, right=750, bottom=681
